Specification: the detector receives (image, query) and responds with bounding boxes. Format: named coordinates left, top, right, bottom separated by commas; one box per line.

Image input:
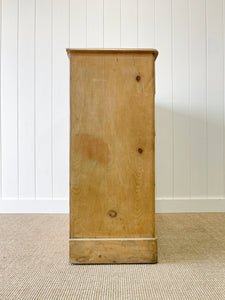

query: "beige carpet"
left=0, top=213, right=225, bottom=299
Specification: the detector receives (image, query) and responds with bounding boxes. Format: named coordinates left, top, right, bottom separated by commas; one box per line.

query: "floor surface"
left=1, top=213, right=225, bottom=299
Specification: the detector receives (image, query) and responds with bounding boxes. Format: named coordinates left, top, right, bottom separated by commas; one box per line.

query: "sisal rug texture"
left=0, top=213, right=225, bottom=299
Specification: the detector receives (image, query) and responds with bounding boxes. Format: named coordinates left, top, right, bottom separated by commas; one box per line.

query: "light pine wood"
left=70, top=238, right=157, bottom=264
left=67, top=49, right=158, bottom=264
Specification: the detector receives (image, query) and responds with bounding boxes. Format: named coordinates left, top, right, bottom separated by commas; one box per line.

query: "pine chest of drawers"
left=67, top=49, right=158, bottom=264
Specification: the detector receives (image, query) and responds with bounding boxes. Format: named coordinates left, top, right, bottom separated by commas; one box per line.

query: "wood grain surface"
left=68, top=49, right=157, bottom=263
left=70, top=238, right=157, bottom=264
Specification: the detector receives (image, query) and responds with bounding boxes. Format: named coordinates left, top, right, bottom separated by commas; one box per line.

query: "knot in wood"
left=136, top=75, right=141, bottom=82
left=138, top=148, right=143, bottom=154
left=108, top=210, right=117, bottom=218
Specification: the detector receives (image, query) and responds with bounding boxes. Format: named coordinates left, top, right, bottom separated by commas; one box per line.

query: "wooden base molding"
left=69, top=238, right=158, bottom=264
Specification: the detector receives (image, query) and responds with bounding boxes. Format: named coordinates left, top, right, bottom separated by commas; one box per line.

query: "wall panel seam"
left=120, top=0, right=121, bottom=48
left=171, top=0, right=174, bottom=200
left=69, top=0, right=71, bottom=48
left=154, top=0, right=155, bottom=46
left=17, top=0, right=19, bottom=199
left=34, top=0, right=36, bottom=201
left=86, top=0, right=87, bottom=47
left=51, top=0, right=53, bottom=200
left=103, top=0, right=104, bottom=48
left=0, top=0, right=3, bottom=197
left=137, top=0, right=138, bottom=47
left=205, top=0, right=208, bottom=199
left=223, top=0, right=225, bottom=198
left=188, top=0, right=191, bottom=199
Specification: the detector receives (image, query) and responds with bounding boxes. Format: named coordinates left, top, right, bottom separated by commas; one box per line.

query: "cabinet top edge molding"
left=66, top=48, right=158, bottom=59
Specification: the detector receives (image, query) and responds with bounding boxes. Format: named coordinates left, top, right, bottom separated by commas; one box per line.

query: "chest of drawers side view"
left=67, top=49, right=158, bottom=264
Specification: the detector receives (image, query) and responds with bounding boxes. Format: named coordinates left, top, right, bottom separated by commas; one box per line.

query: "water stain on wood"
left=74, top=133, right=110, bottom=164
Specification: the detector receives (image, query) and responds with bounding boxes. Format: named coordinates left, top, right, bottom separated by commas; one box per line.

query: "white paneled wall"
left=0, top=0, right=225, bottom=213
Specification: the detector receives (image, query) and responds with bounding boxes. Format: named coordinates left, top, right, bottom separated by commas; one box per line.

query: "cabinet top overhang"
left=66, top=48, right=158, bottom=60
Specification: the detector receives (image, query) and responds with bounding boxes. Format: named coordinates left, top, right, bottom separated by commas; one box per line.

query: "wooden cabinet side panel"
left=70, top=53, right=155, bottom=238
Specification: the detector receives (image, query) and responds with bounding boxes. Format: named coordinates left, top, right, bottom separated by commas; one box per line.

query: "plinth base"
left=69, top=238, right=157, bottom=264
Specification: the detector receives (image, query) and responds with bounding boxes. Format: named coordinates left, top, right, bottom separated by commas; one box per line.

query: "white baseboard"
left=156, top=197, right=225, bottom=213
left=0, top=197, right=225, bottom=213
left=0, top=198, right=69, bottom=213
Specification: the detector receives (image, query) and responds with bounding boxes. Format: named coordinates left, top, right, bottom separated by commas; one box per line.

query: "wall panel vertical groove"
left=1, top=0, right=19, bottom=198
left=206, top=0, right=224, bottom=197
left=205, top=0, right=208, bottom=199
left=223, top=0, right=225, bottom=198
left=0, top=0, right=2, bottom=199
left=18, top=0, right=36, bottom=199
left=189, top=0, right=207, bottom=198
left=17, top=0, right=19, bottom=199
left=172, top=0, right=190, bottom=198
left=52, top=0, right=69, bottom=199
left=171, top=0, right=174, bottom=200
left=34, top=0, right=36, bottom=200
left=51, top=0, right=53, bottom=199
left=35, top=0, right=52, bottom=199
